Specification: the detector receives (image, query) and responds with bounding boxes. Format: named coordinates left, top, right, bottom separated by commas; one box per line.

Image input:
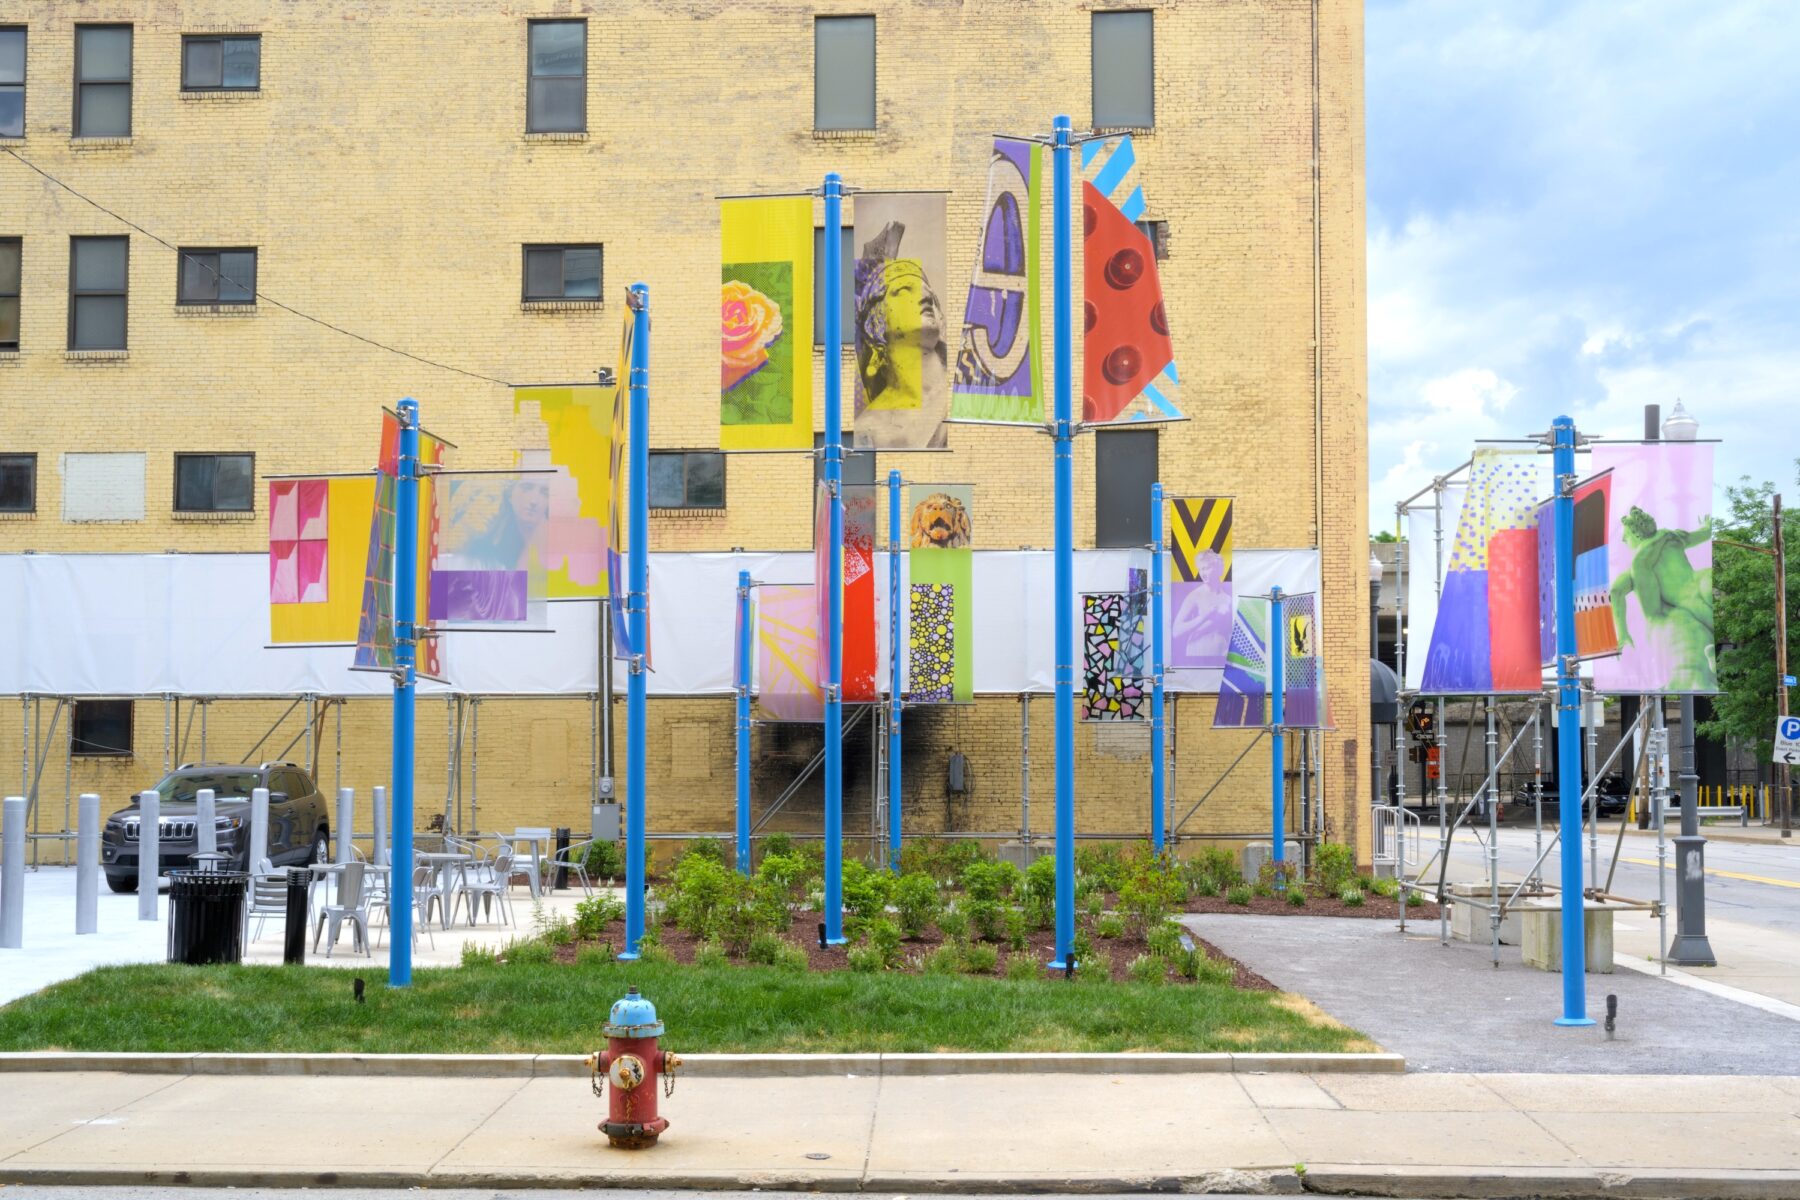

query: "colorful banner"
left=512, top=384, right=611, bottom=597
left=429, top=475, right=550, bottom=626
left=1168, top=496, right=1233, bottom=669
left=1402, top=479, right=1468, bottom=690
left=906, top=484, right=973, bottom=702
left=950, top=138, right=1044, bottom=424
left=721, top=196, right=813, bottom=450
left=269, top=476, right=375, bottom=643
left=756, top=583, right=823, bottom=721
left=1213, top=597, right=1270, bottom=728
left=807, top=481, right=877, bottom=702
left=1281, top=592, right=1324, bottom=728
left=1081, top=588, right=1150, bottom=721
left=1591, top=443, right=1716, bottom=693
left=608, top=315, right=648, bottom=663
left=1536, top=471, right=1621, bottom=665
left=1419, top=448, right=1544, bottom=694
left=1080, top=135, right=1181, bottom=424
left=354, top=411, right=445, bottom=676
left=852, top=192, right=949, bottom=449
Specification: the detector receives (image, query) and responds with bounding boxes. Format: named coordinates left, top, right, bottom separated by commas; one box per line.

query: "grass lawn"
left=0, top=959, right=1372, bottom=1055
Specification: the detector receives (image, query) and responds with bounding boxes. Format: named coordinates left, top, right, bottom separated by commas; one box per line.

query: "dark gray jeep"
left=101, top=762, right=331, bottom=892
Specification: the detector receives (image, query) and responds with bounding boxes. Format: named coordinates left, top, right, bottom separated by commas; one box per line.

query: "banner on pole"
left=1590, top=442, right=1716, bottom=693
left=1213, top=596, right=1270, bottom=728
left=721, top=196, right=813, bottom=450
left=843, top=483, right=879, bottom=701
left=950, top=138, right=1044, bottom=424
left=852, top=192, right=950, bottom=449
left=512, top=384, right=612, bottom=598
left=1281, top=591, right=1325, bottom=729
left=609, top=314, right=648, bottom=663
left=269, top=476, right=375, bottom=641
left=906, top=484, right=973, bottom=702
left=429, top=474, right=551, bottom=626
left=1168, top=496, right=1233, bottom=669
left=1536, top=470, right=1620, bottom=666
left=756, top=582, right=823, bottom=721
left=1081, top=582, right=1150, bottom=721
left=1403, top=479, right=1467, bottom=690
left=1080, top=135, right=1182, bottom=424
left=352, top=411, right=445, bottom=677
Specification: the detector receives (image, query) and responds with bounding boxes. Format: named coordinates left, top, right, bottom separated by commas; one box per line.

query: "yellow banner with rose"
left=721, top=197, right=814, bottom=450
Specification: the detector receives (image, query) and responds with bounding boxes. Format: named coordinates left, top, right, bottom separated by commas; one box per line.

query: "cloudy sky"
left=1366, top=0, right=1800, bottom=532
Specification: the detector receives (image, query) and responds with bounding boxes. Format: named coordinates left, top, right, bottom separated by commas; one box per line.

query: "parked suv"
left=101, top=762, right=331, bottom=892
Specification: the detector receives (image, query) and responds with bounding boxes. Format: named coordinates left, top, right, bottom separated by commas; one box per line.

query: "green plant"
left=694, top=940, right=729, bottom=969
left=680, top=837, right=728, bottom=865
left=1405, top=889, right=1424, bottom=908
left=1005, top=953, right=1040, bottom=982
left=582, top=840, right=624, bottom=880
left=865, top=918, right=903, bottom=968
left=1127, top=954, right=1166, bottom=985
left=1118, top=874, right=1175, bottom=935
left=1179, top=948, right=1233, bottom=986
left=573, top=944, right=612, bottom=968
left=1287, top=887, right=1307, bottom=907
left=460, top=943, right=498, bottom=967
left=936, top=904, right=970, bottom=940
left=745, top=932, right=787, bottom=966
left=1146, top=920, right=1184, bottom=959
left=891, top=872, right=941, bottom=937
left=1192, top=873, right=1219, bottom=898
left=1072, top=928, right=1095, bottom=964
left=1197, top=845, right=1240, bottom=887
left=966, top=898, right=1005, bottom=942
left=1339, top=886, right=1365, bottom=907
left=921, top=942, right=964, bottom=975
left=1095, top=913, right=1124, bottom=939
left=1313, top=841, right=1355, bottom=896
left=667, top=855, right=748, bottom=940
left=1368, top=875, right=1400, bottom=899
left=1004, top=907, right=1030, bottom=952
left=504, top=938, right=555, bottom=966
left=960, top=942, right=999, bottom=975
left=771, top=942, right=809, bottom=972
left=1075, top=948, right=1112, bottom=983
left=572, top=894, right=625, bottom=939
left=960, top=859, right=1022, bottom=903
left=760, top=832, right=795, bottom=860
left=841, top=859, right=893, bottom=924
left=1226, top=884, right=1252, bottom=907
left=847, top=945, right=886, bottom=973
left=1083, top=890, right=1104, bottom=918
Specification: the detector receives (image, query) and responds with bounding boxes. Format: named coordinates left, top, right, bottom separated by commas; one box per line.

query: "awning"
left=1370, top=657, right=1400, bottom=725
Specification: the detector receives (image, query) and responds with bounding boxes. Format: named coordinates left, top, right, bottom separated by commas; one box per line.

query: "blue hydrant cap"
left=604, top=986, right=665, bottom=1037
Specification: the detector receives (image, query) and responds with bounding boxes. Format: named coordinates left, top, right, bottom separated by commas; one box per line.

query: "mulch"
left=1181, top=892, right=1441, bottom=920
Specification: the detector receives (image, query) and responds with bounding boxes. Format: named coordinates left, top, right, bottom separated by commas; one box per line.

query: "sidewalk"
left=1610, top=820, right=1800, bottom=847
left=2, top=1067, right=1797, bottom=1196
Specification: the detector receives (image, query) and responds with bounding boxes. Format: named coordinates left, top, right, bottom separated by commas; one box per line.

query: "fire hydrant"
left=585, top=986, right=680, bottom=1149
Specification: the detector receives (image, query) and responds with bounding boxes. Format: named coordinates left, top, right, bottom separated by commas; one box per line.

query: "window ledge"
left=71, top=136, right=133, bottom=149
left=0, top=510, right=36, bottom=520
left=173, top=510, right=256, bottom=522
left=0, top=351, right=20, bottom=366
left=652, top=507, right=727, bottom=518
left=524, top=131, right=589, bottom=143
left=1092, top=125, right=1154, bottom=137
left=521, top=299, right=604, bottom=313
left=175, top=304, right=259, bottom=317
left=179, top=89, right=262, bottom=102
left=812, top=127, right=877, bottom=140
left=65, top=349, right=130, bottom=363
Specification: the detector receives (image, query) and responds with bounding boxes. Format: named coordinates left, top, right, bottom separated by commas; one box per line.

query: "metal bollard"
left=196, top=788, right=217, bottom=856
left=77, top=793, right=100, bottom=935
left=336, top=788, right=354, bottom=863
left=250, top=788, right=270, bottom=873
left=2, top=796, right=25, bottom=948
left=138, top=791, right=161, bottom=921
left=283, top=867, right=310, bottom=965
left=372, top=785, right=388, bottom=868
left=555, top=826, right=571, bottom=891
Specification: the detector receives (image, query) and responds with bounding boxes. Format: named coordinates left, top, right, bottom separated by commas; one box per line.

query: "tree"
left=1701, top=466, right=1800, bottom=760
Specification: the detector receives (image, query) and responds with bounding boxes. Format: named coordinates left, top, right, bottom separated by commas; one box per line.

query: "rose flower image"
left=721, top=280, right=784, bottom=391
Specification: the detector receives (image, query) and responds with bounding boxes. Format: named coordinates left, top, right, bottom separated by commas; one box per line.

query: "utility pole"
left=1777, top=493, right=1791, bottom=837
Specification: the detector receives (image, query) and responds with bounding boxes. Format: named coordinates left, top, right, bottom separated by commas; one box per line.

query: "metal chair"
left=457, top=848, right=515, bottom=927
left=312, top=860, right=372, bottom=959
left=247, top=871, right=290, bottom=942
left=548, top=838, right=595, bottom=897
left=372, top=864, right=437, bottom=951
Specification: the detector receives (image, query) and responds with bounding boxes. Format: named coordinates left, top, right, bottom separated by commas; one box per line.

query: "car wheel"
left=106, top=873, right=137, bottom=894
left=311, top=828, right=330, bottom=864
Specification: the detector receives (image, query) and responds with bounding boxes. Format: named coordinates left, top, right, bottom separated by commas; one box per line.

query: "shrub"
left=1339, top=886, right=1366, bottom=907
left=1198, top=845, right=1240, bottom=887
left=847, top=945, right=886, bottom=973
left=461, top=942, right=499, bottom=967
left=504, top=938, right=555, bottom=966
left=1075, top=947, right=1112, bottom=983
left=680, top=838, right=728, bottom=865
left=572, top=894, right=625, bottom=939
left=865, top=918, right=903, bottom=968
left=1083, top=890, right=1104, bottom=918
left=1005, top=906, right=1030, bottom=952
left=921, top=942, right=964, bottom=975
left=892, top=872, right=941, bottom=937
left=694, top=939, right=729, bottom=969
left=1095, top=913, right=1125, bottom=939
left=936, top=904, right=970, bottom=940
left=1023, top=856, right=1057, bottom=928
left=841, top=859, right=893, bottom=924
left=1287, top=887, right=1308, bottom=907
left=961, top=941, right=1000, bottom=974
left=966, top=899, right=1006, bottom=942
left=583, top=840, right=624, bottom=880
left=1146, top=920, right=1184, bottom=959
left=1075, top=842, right=1130, bottom=894
left=1226, top=884, right=1252, bottom=907
left=1191, top=873, right=1220, bottom=899
left=771, top=942, right=809, bottom=971
left=1313, top=841, right=1356, bottom=895
left=745, top=932, right=788, bottom=966
left=1368, top=875, right=1400, bottom=899
left=1072, top=928, right=1095, bottom=964
left=1406, top=889, right=1425, bottom=907
left=668, top=855, right=747, bottom=939
left=1118, top=874, right=1175, bottom=935
left=1127, top=953, right=1167, bottom=985
left=1179, top=948, right=1234, bottom=986
left=961, top=859, right=1022, bottom=902
left=760, top=832, right=795, bottom=860
left=1005, top=953, right=1041, bottom=982
left=573, top=944, right=611, bottom=968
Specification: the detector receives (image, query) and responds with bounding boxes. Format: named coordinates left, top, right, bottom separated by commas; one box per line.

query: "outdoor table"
left=414, top=851, right=473, bottom=929
left=509, top=828, right=552, bottom=899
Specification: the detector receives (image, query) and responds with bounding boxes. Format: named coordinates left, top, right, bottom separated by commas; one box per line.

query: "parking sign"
left=1776, top=716, right=1800, bottom=765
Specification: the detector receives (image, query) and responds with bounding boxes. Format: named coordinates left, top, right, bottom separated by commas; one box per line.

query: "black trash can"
left=167, top=869, right=249, bottom=965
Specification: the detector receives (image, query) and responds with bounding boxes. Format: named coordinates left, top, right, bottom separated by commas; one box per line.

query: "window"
left=1092, top=10, right=1153, bottom=129
left=181, top=34, right=260, bottom=91
left=1135, top=219, right=1169, bottom=261
left=649, top=451, right=726, bottom=510
left=522, top=243, right=601, bottom=301
left=0, top=237, right=18, bottom=349
left=0, top=27, right=24, bottom=138
left=69, top=236, right=127, bottom=350
left=72, top=700, right=133, bottom=758
left=177, top=248, right=256, bottom=305
left=527, top=20, right=585, bottom=133
left=1094, top=427, right=1157, bottom=547
left=74, top=24, right=132, bottom=138
left=814, top=15, right=875, bottom=131
left=0, top=453, right=34, bottom=512
left=174, top=452, right=253, bottom=512
left=812, top=226, right=854, bottom=346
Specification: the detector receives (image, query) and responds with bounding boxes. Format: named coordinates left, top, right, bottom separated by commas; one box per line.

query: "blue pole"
left=1270, top=585, right=1286, bottom=887
left=822, top=173, right=847, bottom=944
left=620, top=283, right=651, bottom=960
left=735, top=568, right=752, bottom=876
left=389, top=397, right=419, bottom=988
left=1150, top=482, right=1165, bottom=855
left=1551, top=415, right=1593, bottom=1024
left=888, top=467, right=903, bottom=873
left=1050, top=115, right=1077, bottom=971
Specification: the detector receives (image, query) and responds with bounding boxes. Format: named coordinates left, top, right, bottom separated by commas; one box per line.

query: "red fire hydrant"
left=585, top=986, right=680, bottom=1148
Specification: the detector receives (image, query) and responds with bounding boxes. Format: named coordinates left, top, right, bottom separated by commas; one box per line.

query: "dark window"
left=811, top=433, right=876, bottom=522
left=181, top=35, right=260, bottom=91
left=69, top=236, right=127, bottom=350
left=1095, top=427, right=1157, bottom=548
left=74, top=24, right=132, bottom=138
left=814, top=15, right=875, bottom=131
left=648, top=451, right=726, bottom=510
left=272, top=768, right=311, bottom=800
left=1135, top=219, right=1169, bottom=261
left=812, top=226, right=854, bottom=347
left=72, top=699, right=133, bottom=757
left=1092, top=10, right=1153, bottom=129
left=173, top=452, right=253, bottom=512
left=0, top=27, right=25, bottom=138
left=0, top=453, right=34, bottom=512
left=177, top=247, right=256, bottom=305
left=527, top=19, right=585, bottom=133
left=0, top=237, right=18, bottom=349
left=522, top=243, right=601, bottom=301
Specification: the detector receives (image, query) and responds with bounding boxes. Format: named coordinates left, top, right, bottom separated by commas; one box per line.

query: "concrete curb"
left=1299, top=1164, right=1800, bottom=1199
left=0, top=1049, right=1404, bottom=1077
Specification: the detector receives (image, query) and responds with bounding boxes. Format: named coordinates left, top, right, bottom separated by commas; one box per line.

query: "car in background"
left=101, top=762, right=331, bottom=892
left=1492, top=772, right=1631, bottom=825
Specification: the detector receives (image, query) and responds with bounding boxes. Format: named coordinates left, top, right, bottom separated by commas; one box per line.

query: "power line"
left=3, top=146, right=519, bottom=388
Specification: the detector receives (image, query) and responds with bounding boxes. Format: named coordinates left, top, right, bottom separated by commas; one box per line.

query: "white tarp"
left=0, top=549, right=1318, bottom=698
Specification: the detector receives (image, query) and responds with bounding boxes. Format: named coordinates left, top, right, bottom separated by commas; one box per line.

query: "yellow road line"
left=1622, top=857, right=1800, bottom=890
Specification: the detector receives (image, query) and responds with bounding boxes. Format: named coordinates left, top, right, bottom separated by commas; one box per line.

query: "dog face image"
left=910, top=492, right=971, bottom=549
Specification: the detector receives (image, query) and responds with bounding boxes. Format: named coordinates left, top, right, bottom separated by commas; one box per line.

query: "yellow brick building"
left=0, top=1, right=1369, bottom=864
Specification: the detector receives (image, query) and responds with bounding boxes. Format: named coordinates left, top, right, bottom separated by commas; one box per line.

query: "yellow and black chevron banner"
left=1169, top=497, right=1232, bottom=583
